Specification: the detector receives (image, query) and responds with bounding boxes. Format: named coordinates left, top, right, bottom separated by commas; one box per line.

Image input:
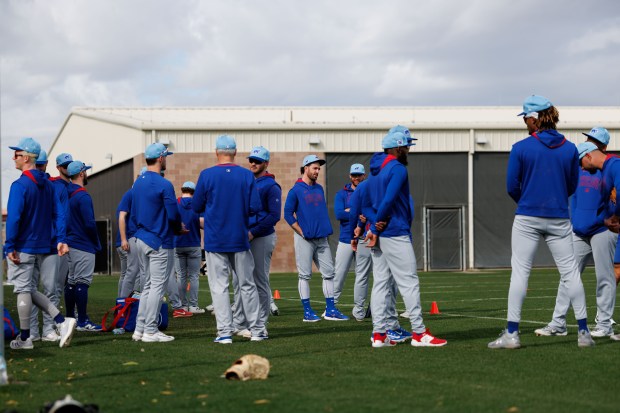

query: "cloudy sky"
left=1, top=0, right=620, bottom=207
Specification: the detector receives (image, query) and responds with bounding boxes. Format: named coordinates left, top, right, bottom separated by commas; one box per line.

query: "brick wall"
left=135, top=151, right=326, bottom=273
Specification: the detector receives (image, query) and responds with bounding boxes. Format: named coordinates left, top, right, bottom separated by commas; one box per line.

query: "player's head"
left=583, top=127, right=610, bottom=152
left=181, top=181, right=195, bottom=196
left=9, top=137, right=41, bottom=171
left=248, top=146, right=270, bottom=176
left=215, top=135, right=237, bottom=159
left=577, top=141, right=601, bottom=173
left=518, top=95, right=558, bottom=133
left=145, top=143, right=173, bottom=170
left=382, top=131, right=413, bottom=165
left=349, top=163, right=366, bottom=186
left=67, top=161, right=92, bottom=185
left=301, top=155, right=325, bottom=182
left=35, top=150, right=49, bottom=172
left=56, top=152, right=73, bottom=178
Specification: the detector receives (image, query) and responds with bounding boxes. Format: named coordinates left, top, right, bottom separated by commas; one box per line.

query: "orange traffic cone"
left=430, top=301, right=440, bottom=315
left=273, top=290, right=281, bottom=300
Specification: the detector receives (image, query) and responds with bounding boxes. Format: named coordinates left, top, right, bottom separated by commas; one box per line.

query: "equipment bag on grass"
left=4, top=306, right=20, bottom=340
left=101, top=296, right=168, bottom=332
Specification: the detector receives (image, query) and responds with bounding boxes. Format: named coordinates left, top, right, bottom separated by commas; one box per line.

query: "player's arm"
left=81, top=194, right=101, bottom=250
left=163, top=182, right=185, bottom=234
left=375, top=165, right=407, bottom=223
left=4, top=182, right=25, bottom=261
left=119, top=211, right=130, bottom=250
left=192, top=173, right=207, bottom=215
left=284, top=190, right=304, bottom=237
left=567, top=148, right=580, bottom=197
left=506, top=146, right=522, bottom=202
left=334, top=191, right=349, bottom=221
left=248, top=179, right=262, bottom=217
left=250, top=184, right=282, bottom=238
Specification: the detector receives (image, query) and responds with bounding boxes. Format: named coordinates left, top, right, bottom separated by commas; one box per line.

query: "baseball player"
left=347, top=176, right=373, bottom=321
left=116, top=182, right=141, bottom=298
left=51, top=153, right=73, bottom=311
left=131, top=143, right=185, bottom=343
left=333, top=164, right=366, bottom=308
left=489, top=95, right=594, bottom=349
left=284, top=155, right=349, bottom=322
left=5, top=137, right=76, bottom=349
left=173, top=181, right=205, bottom=315
left=363, top=131, right=446, bottom=348
left=193, top=135, right=265, bottom=343
left=536, top=127, right=617, bottom=338
left=230, top=146, right=283, bottom=336
left=28, top=151, right=62, bottom=342
left=65, top=161, right=102, bottom=331
left=573, top=141, right=620, bottom=341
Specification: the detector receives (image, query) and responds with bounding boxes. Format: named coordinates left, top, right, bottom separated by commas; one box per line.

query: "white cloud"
left=2, top=0, right=620, bottom=206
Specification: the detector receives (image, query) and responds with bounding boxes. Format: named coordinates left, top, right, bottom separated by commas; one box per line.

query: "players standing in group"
left=536, top=127, right=618, bottom=339
left=5, top=138, right=76, bottom=350
left=489, top=95, right=594, bottom=349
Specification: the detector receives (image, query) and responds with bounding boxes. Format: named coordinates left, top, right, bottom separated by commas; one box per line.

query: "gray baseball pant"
left=370, top=236, right=425, bottom=334
left=167, top=263, right=183, bottom=309
left=352, top=239, right=373, bottom=320
left=206, top=250, right=262, bottom=337
left=7, top=253, right=61, bottom=335
left=232, top=233, right=276, bottom=332
left=118, top=237, right=141, bottom=297
left=508, top=216, right=588, bottom=323
left=174, top=246, right=202, bottom=308
left=549, top=230, right=617, bottom=331
left=294, top=233, right=335, bottom=300
left=134, top=239, right=173, bottom=335
left=334, top=241, right=355, bottom=304
left=30, top=253, right=59, bottom=337
left=67, top=248, right=95, bottom=286
left=55, top=253, right=69, bottom=305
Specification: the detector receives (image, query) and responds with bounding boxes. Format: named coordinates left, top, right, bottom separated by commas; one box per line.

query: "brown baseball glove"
left=224, top=354, right=270, bottom=381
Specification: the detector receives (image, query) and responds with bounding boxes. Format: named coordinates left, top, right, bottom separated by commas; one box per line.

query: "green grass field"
left=2, top=269, right=619, bottom=413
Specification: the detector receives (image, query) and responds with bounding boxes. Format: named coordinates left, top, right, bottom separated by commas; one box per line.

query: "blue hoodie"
left=599, top=155, right=620, bottom=219
left=348, top=179, right=370, bottom=241
left=364, top=152, right=413, bottom=238
left=115, top=189, right=136, bottom=248
left=284, top=179, right=333, bottom=239
left=193, top=163, right=261, bottom=252
left=132, top=171, right=182, bottom=250
left=570, top=169, right=608, bottom=237
left=249, top=173, right=282, bottom=238
left=5, top=170, right=67, bottom=255
left=335, top=183, right=356, bottom=243
left=506, top=130, right=579, bottom=218
left=48, top=175, right=69, bottom=253
left=67, top=183, right=101, bottom=254
left=175, top=197, right=201, bottom=248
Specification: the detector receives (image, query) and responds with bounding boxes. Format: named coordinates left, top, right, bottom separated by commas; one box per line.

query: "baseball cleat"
left=323, top=308, right=349, bottom=321
left=250, top=332, right=269, bottom=342
left=387, top=327, right=412, bottom=343
left=214, top=336, right=233, bottom=344
left=303, top=310, right=321, bottom=322
left=577, top=330, right=595, bottom=347
left=534, top=325, right=568, bottom=336
left=590, top=327, right=613, bottom=338
left=399, top=310, right=411, bottom=318
left=42, top=331, right=61, bottom=342
left=142, top=331, right=175, bottom=343
left=411, top=329, right=447, bottom=347
left=488, top=330, right=520, bottom=349
left=610, top=333, right=620, bottom=341
left=594, top=313, right=616, bottom=326
left=371, top=332, right=396, bottom=348
left=173, top=308, right=193, bottom=318
left=234, top=329, right=252, bottom=338
left=206, top=304, right=215, bottom=313
left=58, top=317, right=77, bottom=348
left=76, top=320, right=103, bottom=332
left=132, top=331, right=143, bottom=342
left=270, top=302, right=280, bottom=316
left=188, top=306, right=206, bottom=314
left=10, top=337, right=34, bottom=350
